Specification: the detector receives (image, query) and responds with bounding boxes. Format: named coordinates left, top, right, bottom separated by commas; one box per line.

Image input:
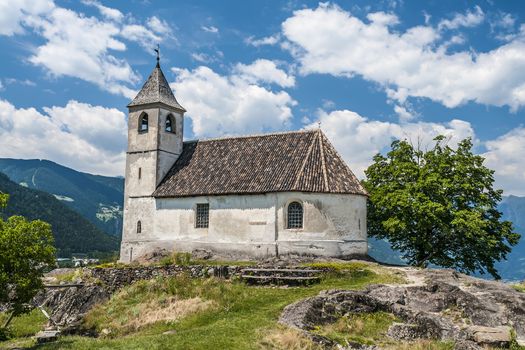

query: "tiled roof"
left=128, top=64, right=185, bottom=111
left=153, top=129, right=368, bottom=197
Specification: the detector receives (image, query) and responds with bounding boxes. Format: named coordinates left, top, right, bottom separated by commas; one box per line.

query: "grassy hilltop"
left=1, top=261, right=463, bottom=350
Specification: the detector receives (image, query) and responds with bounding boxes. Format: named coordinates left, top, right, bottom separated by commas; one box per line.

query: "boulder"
left=279, top=269, right=525, bottom=348
left=34, top=285, right=110, bottom=334
left=466, top=325, right=511, bottom=347
left=387, top=322, right=424, bottom=340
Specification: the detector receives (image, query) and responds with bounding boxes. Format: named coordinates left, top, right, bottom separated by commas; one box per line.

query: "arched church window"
left=287, top=201, right=303, bottom=229
left=137, top=220, right=142, bottom=234
left=165, top=114, right=175, bottom=133
left=139, top=113, right=148, bottom=133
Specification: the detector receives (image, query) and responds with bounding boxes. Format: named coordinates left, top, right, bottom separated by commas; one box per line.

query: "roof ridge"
left=318, top=129, right=330, bottom=191
left=156, top=66, right=161, bottom=100
left=182, top=129, right=317, bottom=144
left=319, top=130, right=368, bottom=195
left=292, top=131, right=317, bottom=190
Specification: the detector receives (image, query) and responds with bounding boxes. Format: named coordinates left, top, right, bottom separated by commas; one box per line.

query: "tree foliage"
left=363, top=136, right=520, bottom=278
left=0, top=192, right=7, bottom=209
left=0, top=194, right=56, bottom=331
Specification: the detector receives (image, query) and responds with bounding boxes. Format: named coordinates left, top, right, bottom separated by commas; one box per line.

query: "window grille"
left=287, top=201, right=303, bottom=229
left=196, top=203, right=209, bottom=228
left=139, top=113, right=148, bottom=132
left=165, top=114, right=175, bottom=133
left=137, top=220, right=142, bottom=233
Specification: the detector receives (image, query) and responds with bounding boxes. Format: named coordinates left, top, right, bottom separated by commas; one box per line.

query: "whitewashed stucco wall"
left=120, top=192, right=367, bottom=262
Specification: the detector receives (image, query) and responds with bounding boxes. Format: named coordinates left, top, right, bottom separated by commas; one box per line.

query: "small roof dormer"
left=128, top=61, right=186, bottom=112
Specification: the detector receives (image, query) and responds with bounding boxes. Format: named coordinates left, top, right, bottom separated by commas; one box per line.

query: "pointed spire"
left=128, top=53, right=185, bottom=111
left=154, top=44, right=160, bottom=68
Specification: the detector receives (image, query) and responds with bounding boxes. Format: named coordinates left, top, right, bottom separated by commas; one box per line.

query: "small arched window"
left=287, top=201, right=303, bottom=229
left=139, top=113, right=148, bottom=133
left=137, top=220, right=142, bottom=234
left=165, top=114, right=175, bottom=133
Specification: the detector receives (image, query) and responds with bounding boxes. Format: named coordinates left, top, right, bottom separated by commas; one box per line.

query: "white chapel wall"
left=120, top=192, right=367, bottom=261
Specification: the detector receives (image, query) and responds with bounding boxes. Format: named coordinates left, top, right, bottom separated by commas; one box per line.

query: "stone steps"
left=240, top=268, right=322, bottom=286
left=44, top=283, right=85, bottom=289
left=35, top=330, right=60, bottom=344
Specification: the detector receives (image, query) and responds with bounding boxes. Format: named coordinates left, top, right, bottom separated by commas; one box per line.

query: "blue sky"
left=0, top=0, right=525, bottom=195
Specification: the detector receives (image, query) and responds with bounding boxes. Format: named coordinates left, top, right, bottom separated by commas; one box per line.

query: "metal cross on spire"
left=154, top=44, right=160, bottom=67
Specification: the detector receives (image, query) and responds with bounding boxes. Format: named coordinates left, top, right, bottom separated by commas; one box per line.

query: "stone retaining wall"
left=90, top=265, right=245, bottom=293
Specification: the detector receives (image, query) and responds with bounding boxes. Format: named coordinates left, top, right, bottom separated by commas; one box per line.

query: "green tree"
left=0, top=193, right=7, bottom=209
left=363, top=136, right=520, bottom=279
left=0, top=193, right=56, bottom=333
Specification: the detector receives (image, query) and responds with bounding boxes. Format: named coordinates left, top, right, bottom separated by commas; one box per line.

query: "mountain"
left=0, top=172, right=119, bottom=257
left=368, top=195, right=525, bottom=281
left=500, top=195, right=525, bottom=229
left=495, top=195, right=525, bottom=281
left=0, top=158, right=123, bottom=237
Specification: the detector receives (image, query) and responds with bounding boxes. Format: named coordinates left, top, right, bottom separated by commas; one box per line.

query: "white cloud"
left=0, top=1, right=174, bottom=99
left=147, top=16, right=171, bottom=35
left=201, top=25, right=218, bottom=33
left=121, top=23, right=161, bottom=50
left=191, top=51, right=224, bottom=64
left=245, top=34, right=280, bottom=47
left=0, top=99, right=126, bottom=176
left=438, top=6, right=484, bottom=31
left=492, top=12, right=516, bottom=31
left=28, top=7, right=139, bottom=99
left=234, top=59, right=295, bottom=88
left=322, top=99, right=336, bottom=110
left=0, top=0, right=54, bottom=36
left=393, top=104, right=415, bottom=121
left=191, top=53, right=212, bottom=63
left=4, top=78, right=36, bottom=86
left=82, top=0, right=124, bottom=22
left=310, top=109, right=474, bottom=179
left=484, top=127, right=525, bottom=196
left=282, top=4, right=525, bottom=111
left=170, top=66, right=296, bottom=137
left=367, top=12, right=399, bottom=26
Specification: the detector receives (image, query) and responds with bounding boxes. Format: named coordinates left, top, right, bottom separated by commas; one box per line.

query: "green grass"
left=4, top=262, right=402, bottom=350
left=513, top=282, right=525, bottom=293
left=313, top=311, right=399, bottom=345
left=0, top=309, right=48, bottom=339
left=312, top=312, right=454, bottom=350
left=158, top=252, right=257, bottom=267
left=301, top=261, right=372, bottom=272
left=0, top=309, right=48, bottom=348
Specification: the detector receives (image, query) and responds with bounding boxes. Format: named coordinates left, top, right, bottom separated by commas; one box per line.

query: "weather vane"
left=154, top=44, right=160, bottom=67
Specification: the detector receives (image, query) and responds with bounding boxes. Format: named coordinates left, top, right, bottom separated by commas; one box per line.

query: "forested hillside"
left=0, top=172, right=119, bottom=257
left=0, top=158, right=123, bottom=237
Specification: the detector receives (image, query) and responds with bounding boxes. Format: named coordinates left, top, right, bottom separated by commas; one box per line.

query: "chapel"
left=119, top=59, right=368, bottom=262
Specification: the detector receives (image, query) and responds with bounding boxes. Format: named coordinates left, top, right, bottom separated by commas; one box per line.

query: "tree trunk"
left=2, top=311, right=15, bottom=329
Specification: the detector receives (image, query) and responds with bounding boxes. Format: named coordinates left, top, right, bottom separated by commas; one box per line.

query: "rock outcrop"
left=34, top=264, right=246, bottom=332
left=279, top=269, right=525, bottom=349
left=34, top=285, right=110, bottom=334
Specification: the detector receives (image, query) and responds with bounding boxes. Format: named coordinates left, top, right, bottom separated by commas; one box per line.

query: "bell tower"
left=120, top=54, right=185, bottom=262
left=125, top=57, right=186, bottom=196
